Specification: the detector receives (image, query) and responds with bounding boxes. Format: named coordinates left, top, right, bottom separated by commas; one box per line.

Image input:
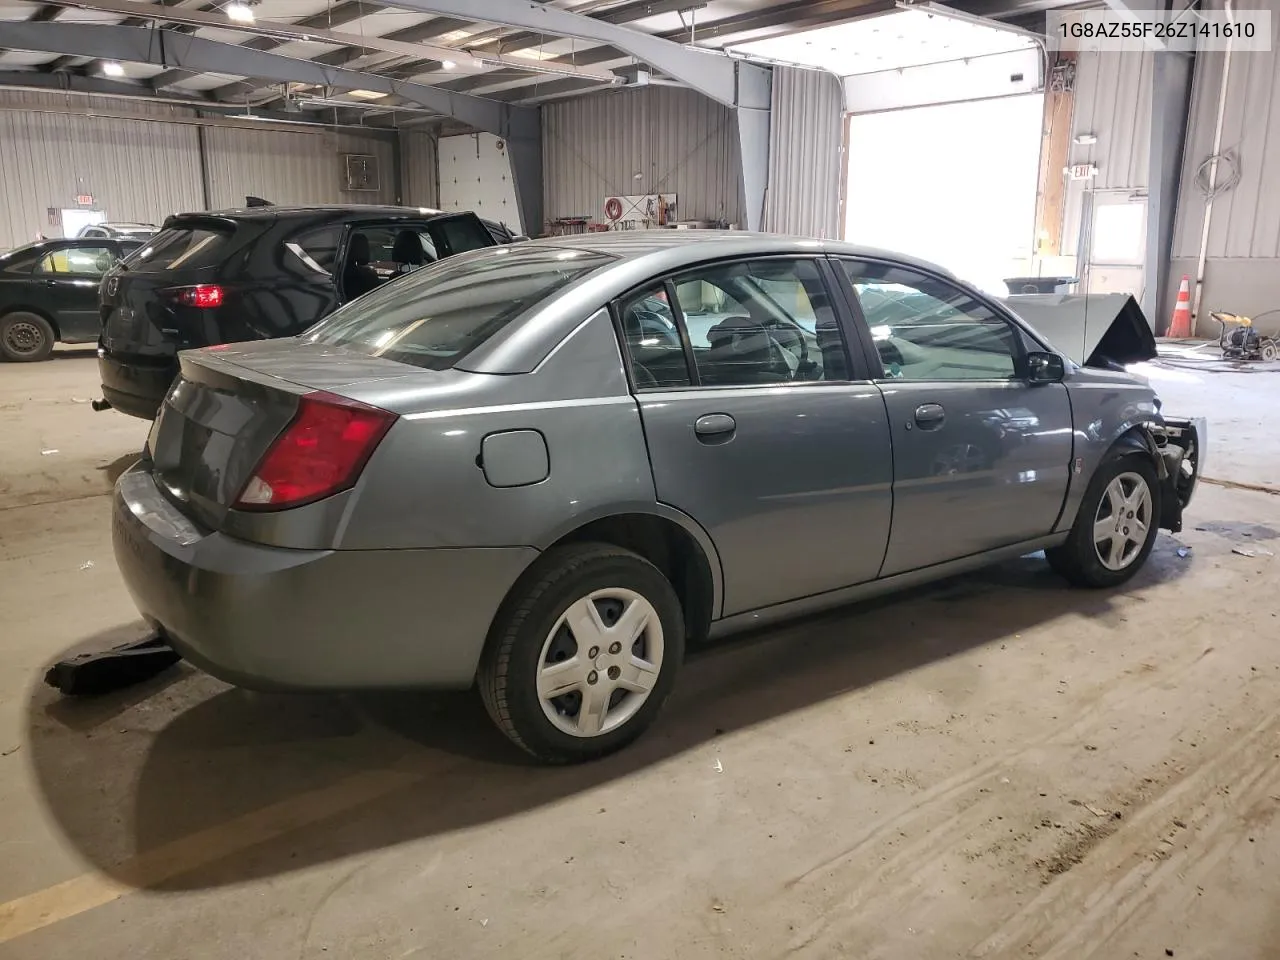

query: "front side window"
left=35, top=244, right=114, bottom=276
left=672, top=258, right=848, bottom=386
left=304, top=246, right=612, bottom=370
left=427, top=216, right=497, bottom=258
left=838, top=260, right=1020, bottom=381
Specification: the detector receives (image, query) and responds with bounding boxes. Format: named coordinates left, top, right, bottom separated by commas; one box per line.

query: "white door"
left=1080, top=190, right=1146, bottom=298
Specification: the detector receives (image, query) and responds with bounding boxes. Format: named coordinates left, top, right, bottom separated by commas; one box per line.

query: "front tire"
left=479, top=543, right=685, bottom=764
left=1047, top=453, right=1161, bottom=588
left=0, top=312, right=55, bottom=362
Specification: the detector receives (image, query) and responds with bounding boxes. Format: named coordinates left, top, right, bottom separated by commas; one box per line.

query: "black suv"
left=97, top=205, right=515, bottom=419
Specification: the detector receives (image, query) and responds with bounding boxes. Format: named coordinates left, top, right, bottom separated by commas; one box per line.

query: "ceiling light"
left=346, top=89, right=387, bottom=100
left=442, top=60, right=457, bottom=70
left=102, top=61, right=125, bottom=77
left=225, top=2, right=255, bottom=23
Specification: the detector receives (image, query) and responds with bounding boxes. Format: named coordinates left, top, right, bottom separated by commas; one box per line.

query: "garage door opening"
left=843, top=94, right=1044, bottom=297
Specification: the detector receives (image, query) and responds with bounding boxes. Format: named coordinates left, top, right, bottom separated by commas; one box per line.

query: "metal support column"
left=736, top=62, right=772, bottom=232
left=507, top=129, right=543, bottom=238
left=1144, top=49, right=1195, bottom=330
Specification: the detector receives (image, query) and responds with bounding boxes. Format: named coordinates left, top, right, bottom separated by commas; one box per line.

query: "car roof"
left=172, top=204, right=448, bottom=223
left=517, top=230, right=958, bottom=280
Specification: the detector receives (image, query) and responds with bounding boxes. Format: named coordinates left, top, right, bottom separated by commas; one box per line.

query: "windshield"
left=303, top=245, right=612, bottom=370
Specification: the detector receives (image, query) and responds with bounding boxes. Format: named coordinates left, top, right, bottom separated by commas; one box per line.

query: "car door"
left=33, top=243, right=116, bottom=342
left=832, top=258, right=1074, bottom=577
left=617, top=256, right=894, bottom=616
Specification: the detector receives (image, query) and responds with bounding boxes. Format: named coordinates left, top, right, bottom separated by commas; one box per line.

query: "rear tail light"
left=170, top=284, right=224, bottom=308
left=235, top=391, right=397, bottom=511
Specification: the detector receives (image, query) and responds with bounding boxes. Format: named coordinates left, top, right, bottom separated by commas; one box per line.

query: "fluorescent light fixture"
left=225, top=2, right=255, bottom=22
left=442, top=59, right=457, bottom=70
left=102, top=61, right=125, bottom=76
left=346, top=89, right=388, bottom=100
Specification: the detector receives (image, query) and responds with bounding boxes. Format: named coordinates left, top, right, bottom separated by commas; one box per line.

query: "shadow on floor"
left=24, top=543, right=1191, bottom=892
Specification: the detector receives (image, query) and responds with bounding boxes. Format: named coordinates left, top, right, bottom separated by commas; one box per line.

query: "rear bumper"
left=98, top=346, right=175, bottom=420
left=112, top=463, right=538, bottom=690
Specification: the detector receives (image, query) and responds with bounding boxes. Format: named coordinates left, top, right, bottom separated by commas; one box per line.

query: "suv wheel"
left=1047, top=453, right=1161, bottom=588
left=479, top=543, right=685, bottom=763
left=0, top=312, right=55, bottom=362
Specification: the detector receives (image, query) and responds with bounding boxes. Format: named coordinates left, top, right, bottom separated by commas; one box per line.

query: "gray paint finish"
left=113, top=231, right=1198, bottom=694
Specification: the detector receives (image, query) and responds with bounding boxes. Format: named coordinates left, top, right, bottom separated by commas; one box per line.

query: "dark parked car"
left=77, top=222, right=159, bottom=241
left=97, top=204, right=513, bottom=419
left=113, top=233, right=1205, bottom=763
left=0, top=237, right=147, bottom=361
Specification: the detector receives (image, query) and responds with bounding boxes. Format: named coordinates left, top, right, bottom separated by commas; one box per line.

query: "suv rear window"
left=128, top=226, right=232, bottom=273
left=303, top=246, right=611, bottom=370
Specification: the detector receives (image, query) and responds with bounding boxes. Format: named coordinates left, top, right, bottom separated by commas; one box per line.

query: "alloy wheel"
left=1093, top=472, right=1153, bottom=571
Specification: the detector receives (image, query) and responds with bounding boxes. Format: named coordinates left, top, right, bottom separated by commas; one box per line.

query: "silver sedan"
left=113, top=232, right=1204, bottom=763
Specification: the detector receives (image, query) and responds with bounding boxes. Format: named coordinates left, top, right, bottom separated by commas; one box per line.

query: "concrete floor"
left=2, top=347, right=1279, bottom=960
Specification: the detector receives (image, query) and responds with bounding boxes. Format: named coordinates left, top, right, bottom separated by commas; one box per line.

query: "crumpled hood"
left=1002, top=293, right=1158, bottom=369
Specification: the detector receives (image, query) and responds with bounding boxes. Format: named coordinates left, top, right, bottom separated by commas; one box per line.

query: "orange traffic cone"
left=1168, top=275, right=1193, bottom=338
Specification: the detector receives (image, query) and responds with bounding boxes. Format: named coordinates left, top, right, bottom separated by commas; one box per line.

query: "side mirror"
left=1027, top=350, right=1066, bottom=383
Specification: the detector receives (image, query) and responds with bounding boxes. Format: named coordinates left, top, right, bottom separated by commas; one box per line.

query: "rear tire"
left=0, top=312, right=55, bottom=362
left=479, top=543, right=685, bottom=764
left=1047, top=453, right=1161, bottom=588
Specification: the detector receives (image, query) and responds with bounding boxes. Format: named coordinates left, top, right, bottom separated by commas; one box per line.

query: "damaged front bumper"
left=1147, top=416, right=1207, bottom=533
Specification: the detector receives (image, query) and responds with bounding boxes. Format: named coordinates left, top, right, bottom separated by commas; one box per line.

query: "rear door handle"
left=694, top=413, right=736, bottom=441
left=913, top=403, right=946, bottom=430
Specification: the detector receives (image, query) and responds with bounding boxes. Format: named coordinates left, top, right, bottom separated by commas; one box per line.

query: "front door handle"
left=913, top=403, right=946, bottom=430
left=694, top=413, right=736, bottom=442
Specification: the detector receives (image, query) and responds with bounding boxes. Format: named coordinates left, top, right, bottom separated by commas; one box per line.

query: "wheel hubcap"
left=536, top=588, right=663, bottom=738
left=1093, top=472, right=1153, bottom=571
left=5, top=321, right=43, bottom=356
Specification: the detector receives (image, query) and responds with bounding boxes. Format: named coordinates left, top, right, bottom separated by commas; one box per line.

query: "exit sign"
left=1066, top=164, right=1098, bottom=180
left=75, top=194, right=94, bottom=206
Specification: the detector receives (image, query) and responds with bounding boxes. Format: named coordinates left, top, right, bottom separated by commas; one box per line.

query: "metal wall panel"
left=399, top=129, right=439, bottom=209
left=762, top=66, right=843, bottom=239
left=1173, top=14, right=1280, bottom=261
left=1166, top=3, right=1280, bottom=332
left=0, top=90, right=204, bottom=250
left=203, top=125, right=397, bottom=209
left=542, top=85, right=743, bottom=228
left=1061, top=49, right=1154, bottom=258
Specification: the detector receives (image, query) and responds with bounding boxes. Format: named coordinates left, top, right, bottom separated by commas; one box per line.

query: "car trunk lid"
left=147, top=342, right=449, bottom=530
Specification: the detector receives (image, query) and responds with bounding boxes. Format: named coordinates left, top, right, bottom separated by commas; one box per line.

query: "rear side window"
left=285, top=226, right=342, bottom=276
left=427, top=216, right=495, bottom=258
left=303, top=246, right=611, bottom=370
left=128, top=226, right=232, bottom=273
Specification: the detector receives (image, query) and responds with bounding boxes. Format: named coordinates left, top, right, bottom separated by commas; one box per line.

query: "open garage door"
left=843, top=93, right=1045, bottom=296
left=731, top=4, right=1046, bottom=295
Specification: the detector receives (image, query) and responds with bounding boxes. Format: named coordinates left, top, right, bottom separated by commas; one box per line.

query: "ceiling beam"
left=33, top=0, right=623, bottom=82
left=3, top=21, right=539, bottom=137
left=365, top=0, right=738, bottom=105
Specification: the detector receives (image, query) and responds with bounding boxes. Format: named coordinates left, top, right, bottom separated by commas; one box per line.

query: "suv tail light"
left=235, top=392, right=397, bottom=511
left=170, top=284, right=224, bottom=308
